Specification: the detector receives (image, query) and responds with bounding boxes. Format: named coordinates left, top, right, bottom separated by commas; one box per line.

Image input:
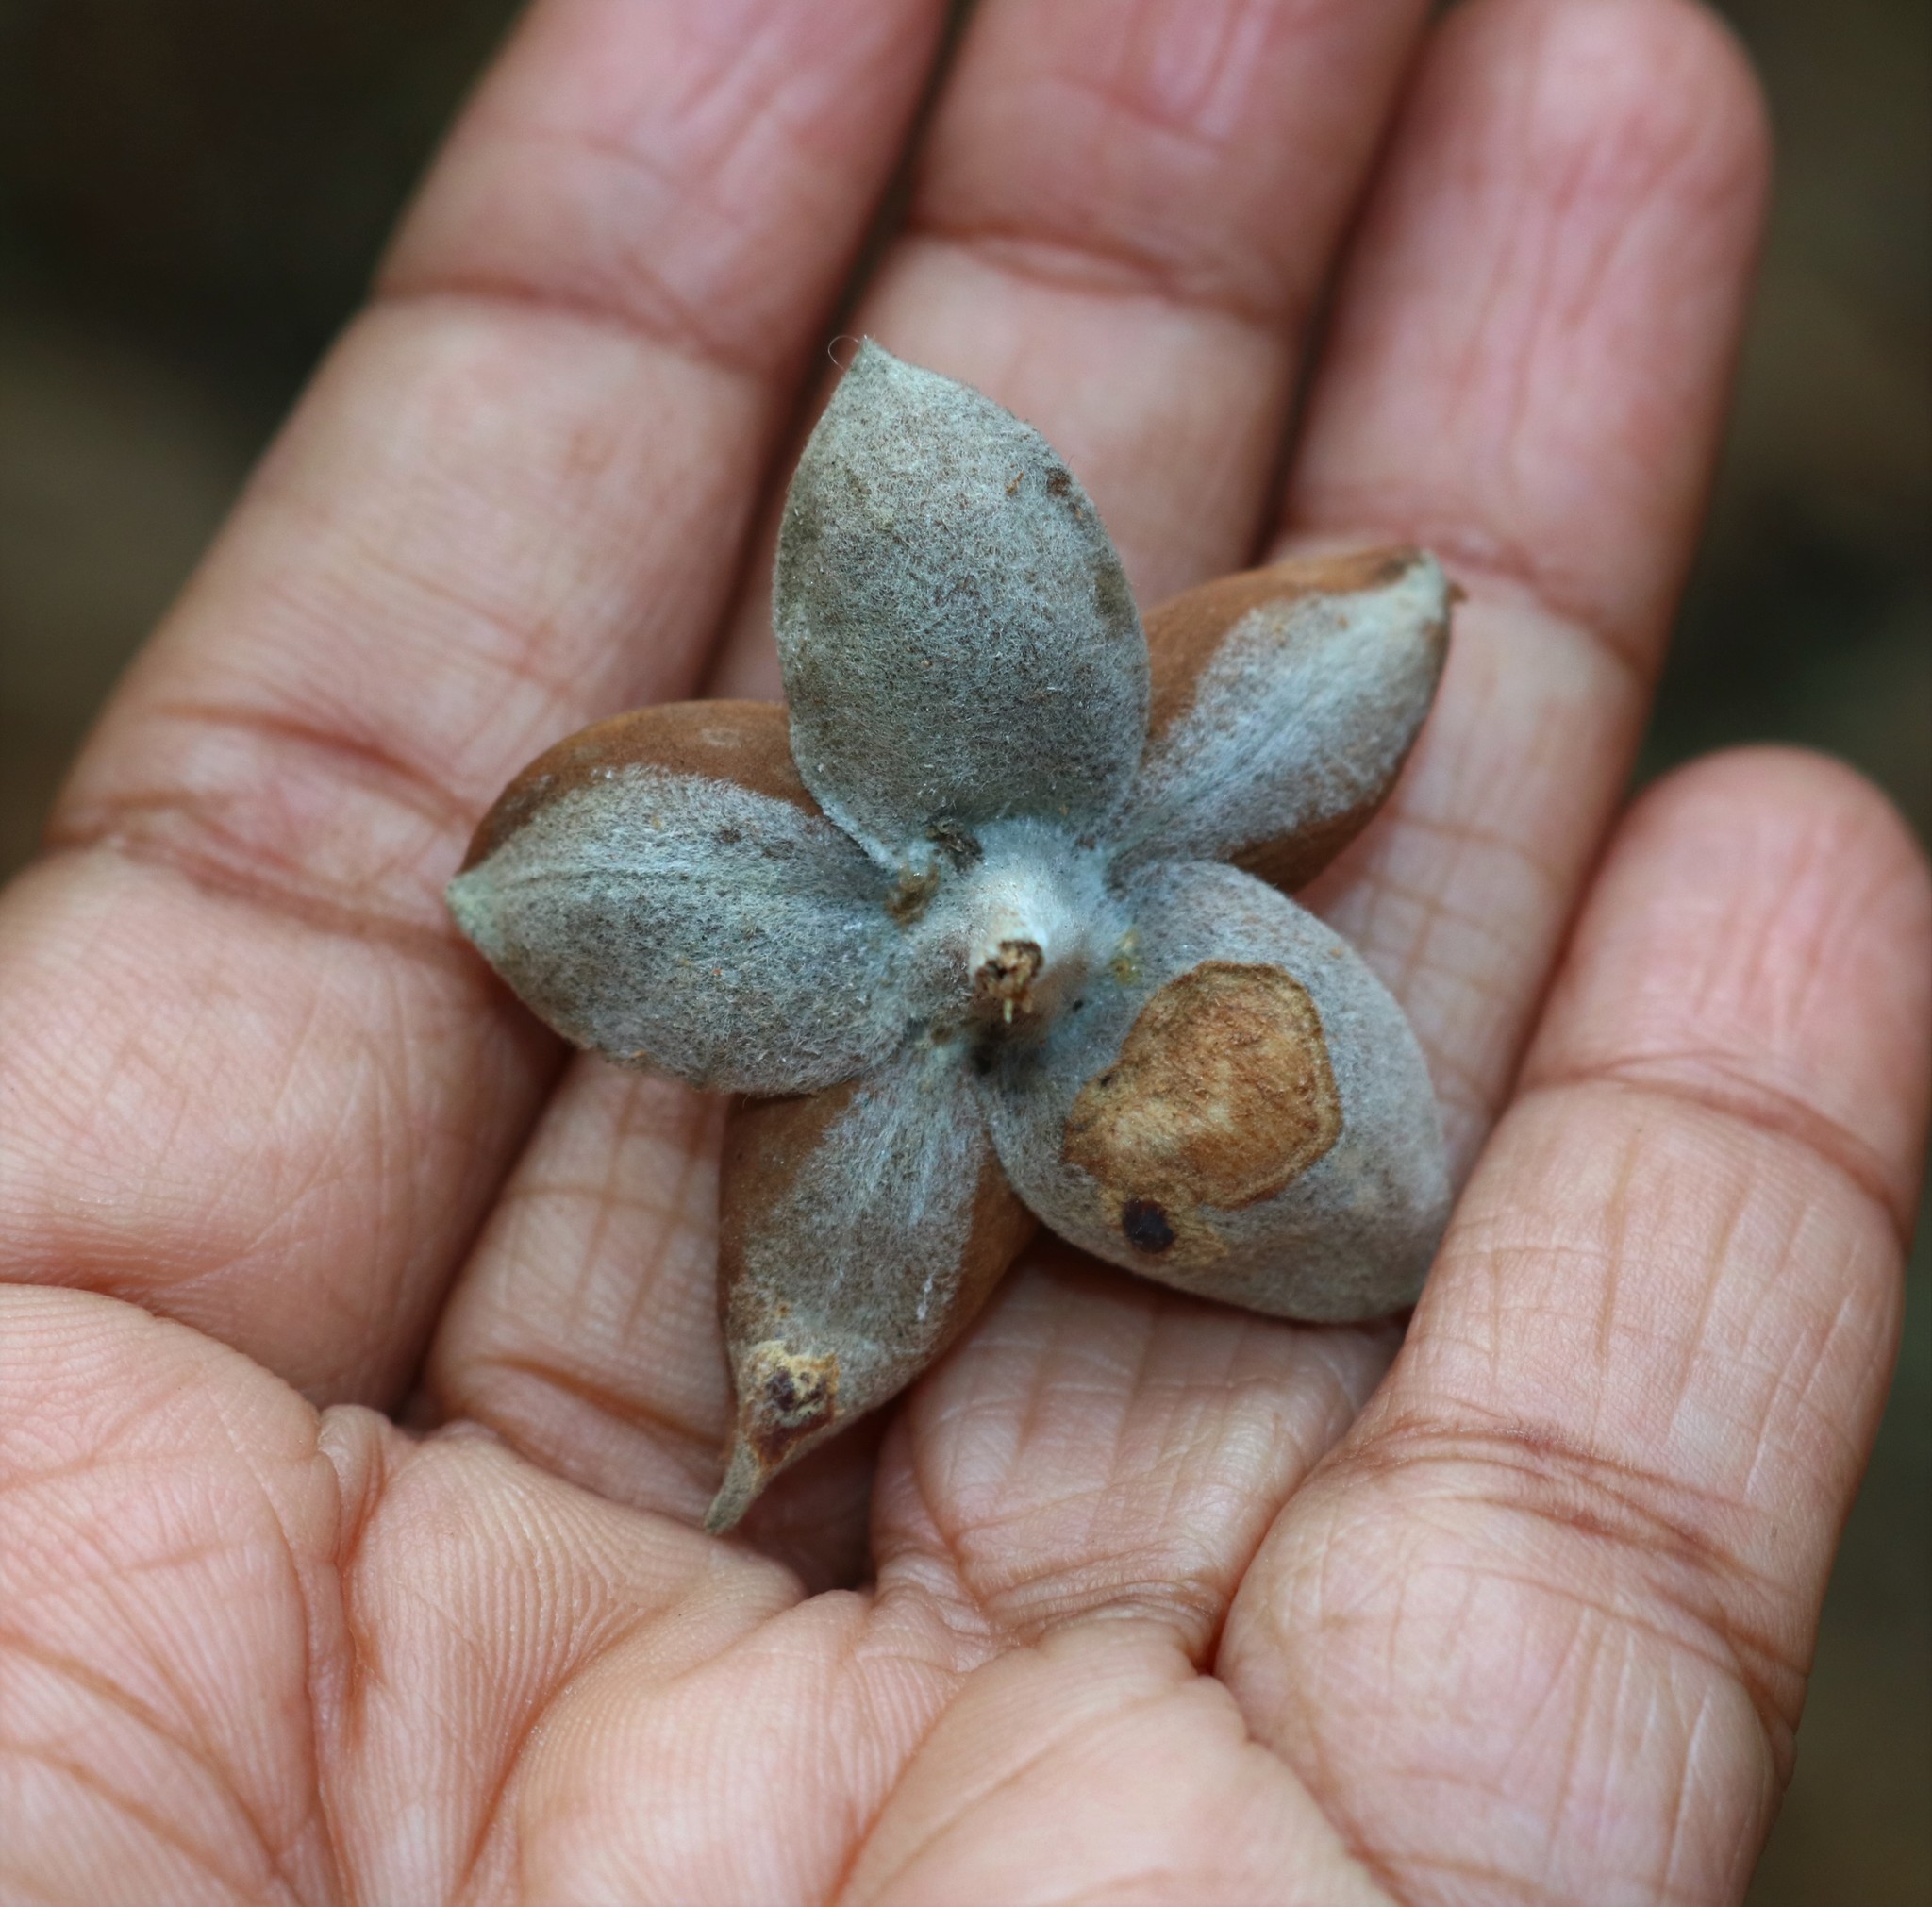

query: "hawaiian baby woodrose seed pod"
left=448, top=343, right=1456, bottom=1531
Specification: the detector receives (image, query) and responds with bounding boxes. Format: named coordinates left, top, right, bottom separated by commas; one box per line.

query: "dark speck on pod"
left=1121, top=1198, right=1175, bottom=1254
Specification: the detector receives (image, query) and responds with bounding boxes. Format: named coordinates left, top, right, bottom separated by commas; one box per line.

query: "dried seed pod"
left=448, top=702, right=905, bottom=1094
left=446, top=345, right=1459, bottom=1531
left=1111, top=549, right=1450, bottom=892
left=708, top=1043, right=1036, bottom=1531
left=978, top=859, right=1449, bottom=1322
left=775, top=343, right=1148, bottom=861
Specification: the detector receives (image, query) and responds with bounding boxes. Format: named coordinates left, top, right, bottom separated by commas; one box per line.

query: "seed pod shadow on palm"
left=449, top=343, right=1457, bottom=1531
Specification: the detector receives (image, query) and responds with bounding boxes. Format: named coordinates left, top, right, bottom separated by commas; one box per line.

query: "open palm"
left=4, top=1, right=1927, bottom=1901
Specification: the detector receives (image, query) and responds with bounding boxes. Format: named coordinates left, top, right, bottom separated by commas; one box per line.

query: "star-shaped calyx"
left=448, top=343, right=1455, bottom=1531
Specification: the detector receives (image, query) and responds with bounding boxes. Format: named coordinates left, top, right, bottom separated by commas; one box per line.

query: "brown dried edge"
left=1141, top=547, right=1447, bottom=893
left=461, top=699, right=811, bottom=872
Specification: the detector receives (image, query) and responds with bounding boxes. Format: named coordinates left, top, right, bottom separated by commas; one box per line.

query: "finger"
left=0, top=1283, right=801, bottom=1906
left=882, top=1252, right=1400, bottom=1651
left=431, top=0, right=1439, bottom=1529
left=0, top=0, right=949, bottom=1399
left=709, top=0, right=1433, bottom=692
left=1221, top=750, right=1932, bottom=1900
left=1281, top=0, right=1772, bottom=1171
left=0, top=1283, right=1370, bottom=1905
left=835, top=1616, right=1392, bottom=1907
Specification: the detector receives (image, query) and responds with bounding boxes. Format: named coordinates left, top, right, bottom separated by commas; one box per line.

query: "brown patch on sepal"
left=462, top=700, right=811, bottom=872
left=741, top=1340, right=839, bottom=1468
left=1063, top=962, right=1342, bottom=1262
left=886, top=864, right=941, bottom=923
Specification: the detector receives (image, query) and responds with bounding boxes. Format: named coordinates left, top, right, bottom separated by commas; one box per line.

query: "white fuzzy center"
left=902, top=819, right=1121, bottom=1035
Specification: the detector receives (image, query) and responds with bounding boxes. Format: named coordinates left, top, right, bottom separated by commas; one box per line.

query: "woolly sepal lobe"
left=449, top=703, right=905, bottom=1095
left=977, top=859, right=1450, bottom=1323
left=708, top=1044, right=1034, bottom=1530
left=775, top=343, right=1148, bottom=861
left=1112, top=549, right=1452, bottom=891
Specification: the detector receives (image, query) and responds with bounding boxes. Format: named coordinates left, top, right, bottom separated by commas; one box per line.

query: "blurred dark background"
left=0, top=1, right=1924, bottom=1896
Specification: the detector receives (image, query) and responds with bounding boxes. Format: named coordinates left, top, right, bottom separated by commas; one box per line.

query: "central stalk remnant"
left=906, top=817, right=1122, bottom=1043
left=975, top=938, right=1043, bottom=1023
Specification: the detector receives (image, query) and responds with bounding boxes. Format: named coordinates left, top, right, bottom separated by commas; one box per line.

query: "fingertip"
left=1527, top=744, right=1932, bottom=1231
left=1660, top=0, right=1775, bottom=196
left=1626, top=744, right=1929, bottom=875
left=1441, top=0, right=1773, bottom=211
left=1291, top=0, right=1774, bottom=653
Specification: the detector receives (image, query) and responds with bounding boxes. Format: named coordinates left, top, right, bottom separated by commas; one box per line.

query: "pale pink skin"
left=1, top=2, right=1926, bottom=1903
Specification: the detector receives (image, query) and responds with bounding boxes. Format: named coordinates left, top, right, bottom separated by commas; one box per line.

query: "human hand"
left=4, top=1, right=1927, bottom=1901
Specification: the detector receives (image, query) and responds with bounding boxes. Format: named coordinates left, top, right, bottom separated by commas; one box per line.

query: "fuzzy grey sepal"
left=774, top=343, right=1148, bottom=862
left=448, top=764, right=903, bottom=1094
left=977, top=858, right=1450, bottom=1323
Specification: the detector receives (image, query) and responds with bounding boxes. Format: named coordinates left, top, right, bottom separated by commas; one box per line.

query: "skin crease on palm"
left=0, top=0, right=1927, bottom=1900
